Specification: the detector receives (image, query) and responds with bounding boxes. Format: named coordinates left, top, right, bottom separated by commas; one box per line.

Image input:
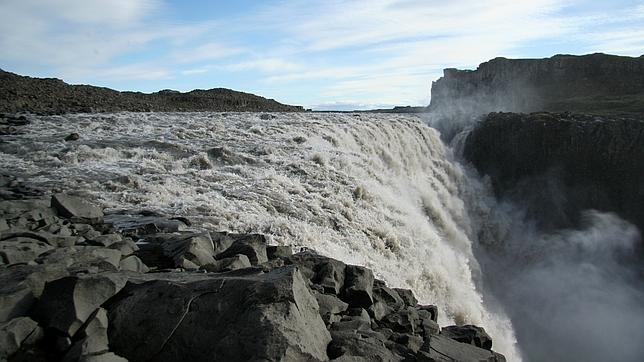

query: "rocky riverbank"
left=0, top=69, right=304, bottom=114
left=0, top=191, right=505, bottom=361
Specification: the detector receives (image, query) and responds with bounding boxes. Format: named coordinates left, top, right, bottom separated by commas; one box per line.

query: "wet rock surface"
left=0, top=193, right=505, bottom=361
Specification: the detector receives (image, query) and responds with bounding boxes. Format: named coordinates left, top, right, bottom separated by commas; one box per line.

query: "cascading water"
left=0, top=112, right=520, bottom=360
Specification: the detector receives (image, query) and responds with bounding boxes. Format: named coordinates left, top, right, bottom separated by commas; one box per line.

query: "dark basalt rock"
left=52, top=194, right=104, bottom=224
left=106, top=266, right=331, bottom=362
left=0, top=193, right=506, bottom=361
left=463, top=112, right=644, bottom=233
left=341, top=265, right=375, bottom=308
left=441, top=325, right=493, bottom=350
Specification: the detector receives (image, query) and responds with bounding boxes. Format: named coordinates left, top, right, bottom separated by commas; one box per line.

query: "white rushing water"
left=0, top=112, right=520, bottom=360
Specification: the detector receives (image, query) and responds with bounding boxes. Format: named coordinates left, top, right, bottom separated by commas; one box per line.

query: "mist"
left=459, top=163, right=644, bottom=361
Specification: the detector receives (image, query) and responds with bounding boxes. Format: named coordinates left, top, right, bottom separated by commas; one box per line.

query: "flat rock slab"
left=52, top=194, right=103, bottom=224
left=420, top=335, right=505, bottom=362
left=107, top=266, right=331, bottom=361
left=0, top=236, right=54, bottom=264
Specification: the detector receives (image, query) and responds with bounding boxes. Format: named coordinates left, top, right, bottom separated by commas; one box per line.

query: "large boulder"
left=215, top=233, right=268, bottom=265
left=32, top=274, right=126, bottom=336
left=106, top=266, right=331, bottom=361
left=441, top=325, right=493, bottom=350
left=341, top=265, right=374, bottom=308
left=328, top=329, right=402, bottom=362
left=137, top=231, right=216, bottom=270
left=419, top=334, right=505, bottom=362
left=0, top=264, right=68, bottom=322
left=51, top=194, right=104, bottom=224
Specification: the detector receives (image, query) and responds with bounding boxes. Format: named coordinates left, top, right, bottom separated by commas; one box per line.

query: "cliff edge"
left=429, top=53, right=644, bottom=117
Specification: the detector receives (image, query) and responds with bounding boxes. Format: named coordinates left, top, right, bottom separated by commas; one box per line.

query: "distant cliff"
left=0, top=69, right=304, bottom=114
left=429, top=53, right=644, bottom=117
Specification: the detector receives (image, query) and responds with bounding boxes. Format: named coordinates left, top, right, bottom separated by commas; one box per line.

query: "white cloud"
left=225, top=58, right=303, bottom=73
left=172, top=42, right=245, bottom=63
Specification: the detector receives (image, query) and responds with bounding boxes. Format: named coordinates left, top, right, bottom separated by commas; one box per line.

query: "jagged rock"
left=62, top=308, right=109, bottom=361
left=0, top=199, right=54, bottom=220
left=137, top=231, right=216, bottom=270
left=202, top=254, right=251, bottom=272
left=380, top=307, right=420, bottom=334
left=314, top=291, right=349, bottom=324
left=51, top=194, right=103, bottom=224
left=118, top=255, right=149, bottom=273
left=392, top=288, right=417, bottom=307
left=105, top=214, right=188, bottom=236
left=32, top=274, right=126, bottom=336
left=0, top=236, right=54, bottom=264
left=332, top=308, right=372, bottom=332
left=328, top=329, right=401, bottom=362
left=0, top=218, right=9, bottom=231
left=37, top=246, right=122, bottom=271
left=64, top=133, right=80, bottom=141
left=70, top=224, right=101, bottom=240
left=78, top=352, right=129, bottom=362
left=418, top=307, right=440, bottom=336
left=108, top=239, right=139, bottom=257
left=368, top=301, right=390, bottom=321
left=285, top=250, right=333, bottom=281
left=209, top=231, right=239, bottom=254
left=106, top=266, right=331, bottom=361
left=441, top=325, right=493, bottom=350
left=87, top=234, right=122, bottom=247
left=48, top=235, right=80, bottom=248
left=369, top=283, right=405, bottom=320
left=393, top=333, right=423, bottom=353
left=419, top=334, right=505, bottom=362
left=316, top=259, right=346, bottom=294
left=215, top=233, right=268, bottom=265
left=342, top=265, right=374, bottom=308
left=266, top=245, right=293, bottom=259
left=0, top=316, right=42, bottom=359
left=0, top=264, right=68, bottom=322
left=418, top=305, right=438, bottom=322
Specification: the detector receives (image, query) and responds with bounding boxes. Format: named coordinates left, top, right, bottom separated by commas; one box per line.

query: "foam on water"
left=0, top=112, right=520, bottom=360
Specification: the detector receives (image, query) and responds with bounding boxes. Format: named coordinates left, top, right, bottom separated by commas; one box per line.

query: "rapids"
left=0, top=112, right=520, bottom=360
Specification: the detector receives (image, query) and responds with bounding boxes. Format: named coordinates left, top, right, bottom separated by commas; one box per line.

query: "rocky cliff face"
left=0, top=69, right=304, bottom=114
left=463, top=112, right=644, bottom=234
left=429, top=53, right=644, bottom=117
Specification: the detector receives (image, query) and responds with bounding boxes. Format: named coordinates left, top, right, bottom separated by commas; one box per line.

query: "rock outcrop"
left=463, top=112, right=644, bottom=234
left=429, top=53, right=644, bottom=118
left=0, top=69, right=304, bottom=114
left=0, top=193, right=506, bottom=361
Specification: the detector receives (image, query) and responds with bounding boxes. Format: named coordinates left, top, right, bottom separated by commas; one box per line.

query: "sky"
left=1, top=0, right=643, bottom=110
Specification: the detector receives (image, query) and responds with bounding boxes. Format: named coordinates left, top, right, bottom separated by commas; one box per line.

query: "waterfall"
left=0, top=112, right=521, bottom=360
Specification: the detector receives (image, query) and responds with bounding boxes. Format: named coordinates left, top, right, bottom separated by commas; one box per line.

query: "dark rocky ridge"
left=0, top=192, right=506, bottom=361
left=0, top=69, right=304, bottom=114
left=429, top=53, right=644, bottom=118
left=463, top=112, right=644, bottom=234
